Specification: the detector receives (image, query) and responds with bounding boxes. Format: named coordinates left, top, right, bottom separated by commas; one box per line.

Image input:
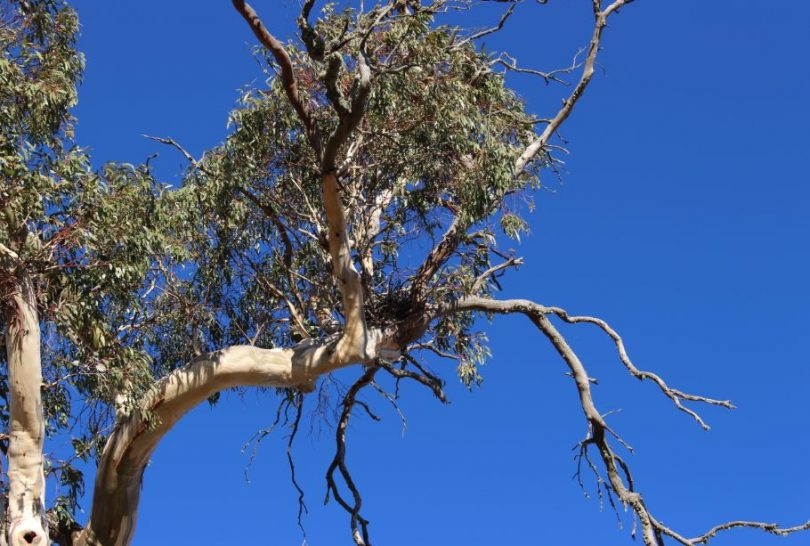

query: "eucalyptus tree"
left=0, top=0, right=807, bottom=545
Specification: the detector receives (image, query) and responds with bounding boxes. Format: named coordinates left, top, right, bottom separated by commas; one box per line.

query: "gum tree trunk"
left=4, top=274, right=47, bottom=545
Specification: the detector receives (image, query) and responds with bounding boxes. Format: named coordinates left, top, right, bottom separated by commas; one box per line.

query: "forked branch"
left=232, top=0, right=374, bottom=364
left=441, top=295, right=808, bottom=545
left=514, top=0, right=633, bottom=176
left=545, top=306, right=734, bottom=429
left=325, top=367, right=378, bottom=546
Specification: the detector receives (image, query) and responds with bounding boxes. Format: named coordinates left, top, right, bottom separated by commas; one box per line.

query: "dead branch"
left=495, top=50, right=584, bottom=86
left=286, top=391, right=309, bottom=538
left=514, top=0, right=633, bottom=176
left=325, top=367, right=378, bottom=546
left=439, top=295, right=806, bottom=546
left=379, top=360, right=447, bottom=403
left=470, top=256, right=524, bottom=293
left=142, top=134, right=212, bottom=176
left=544, top=306, right=734, bottom=429
left=455, top=2, right=517, bottom=47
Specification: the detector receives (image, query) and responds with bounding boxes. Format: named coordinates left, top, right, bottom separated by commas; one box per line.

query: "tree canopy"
left=1, top=1, right=808, bottom=545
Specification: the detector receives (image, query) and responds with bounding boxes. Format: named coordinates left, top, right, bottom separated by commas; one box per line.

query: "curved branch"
left=446, top=297, right=726, bottom=428
left=75, top=332, right=390, bottom=546
left=455, top=2, right=517, bottom=48
left=76, top=346, right=298, bottom=546
left=687, top=520, right=810, bottom=545
left=325, top=367, right=377, bottom=546
left=440, top=295, right=807, bottom=546
left=379, top=360, right=447, bottom=403
left=298, top=0, right=325, bottom=61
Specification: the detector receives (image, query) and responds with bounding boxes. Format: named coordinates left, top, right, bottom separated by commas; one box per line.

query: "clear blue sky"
left=65, top=1, right=810, bottom=544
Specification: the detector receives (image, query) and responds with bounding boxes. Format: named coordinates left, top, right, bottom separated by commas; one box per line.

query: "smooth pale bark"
left=321, top=172, right=373, bottom=362
left=77, top=346, right=295, bottom=546
left=4, top=275, right=47, bottom=546
left=75, top=327, right=397, bottom=546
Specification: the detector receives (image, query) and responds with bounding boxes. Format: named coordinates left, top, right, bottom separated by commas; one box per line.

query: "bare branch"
left=545, top=306, right=734, bottom=430
left=379, top=360, right=447, bottom=403
left=325, top=367, right=378, bottom=546
left=470, top=256, right=523, bottom=293
left=437, top=295, right=805, bottom=546
left=514, top=0, right=633, bottom=176
left=495, top=50, right=584, bottom=85
left=142, top=134, right=211, bottom=176
left=286, top=392, right=309, bottom=538
left=446, top=297, right=726, bottom=428
left=687, top=520, right=810, bottom=545
left=455, top=2, right=517, bottom=47
left=370, top=381, right=407, bottom=435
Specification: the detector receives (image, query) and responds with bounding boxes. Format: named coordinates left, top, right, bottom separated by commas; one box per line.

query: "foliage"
left=0, top=0, right=548, bottom=534
left=0, top=0, right=186, bottom=527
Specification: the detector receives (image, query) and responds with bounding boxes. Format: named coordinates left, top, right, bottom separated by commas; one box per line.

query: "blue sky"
left=66, top=1, right=809, bottom=545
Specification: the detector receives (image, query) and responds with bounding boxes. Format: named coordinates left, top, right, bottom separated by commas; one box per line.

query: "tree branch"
left=379, top=360, right=447, bottom=403
left=455, top=2, right=517, bottom=47
left=439, top=295, right=806, bottom=546
left=409, top=215, right=462, bottom=304
left=232, top=0, right=319, bottom=149
left=543, top=306, right=734, bottom=429
left=513, top=0, right=632, bottom=177
left=74, top=331, right=394, bottom=546
left=687, top=520, right=810, bottom=545
left=0, top=243, right=20, bottom=266
left=298, top=0, right=325, bottom=62
left=470, top=256, right=523, bottom=293
left=142, top=134, right=211, bottom=176
left=325, top=367, right=377, bottom=546
left=322, top=52, right=372, bottom=172
left=322, top=171, right=373, bottom=361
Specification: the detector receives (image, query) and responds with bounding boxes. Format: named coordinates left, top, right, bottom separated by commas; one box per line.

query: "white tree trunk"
left=4, top=275, right=47, bottom=545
